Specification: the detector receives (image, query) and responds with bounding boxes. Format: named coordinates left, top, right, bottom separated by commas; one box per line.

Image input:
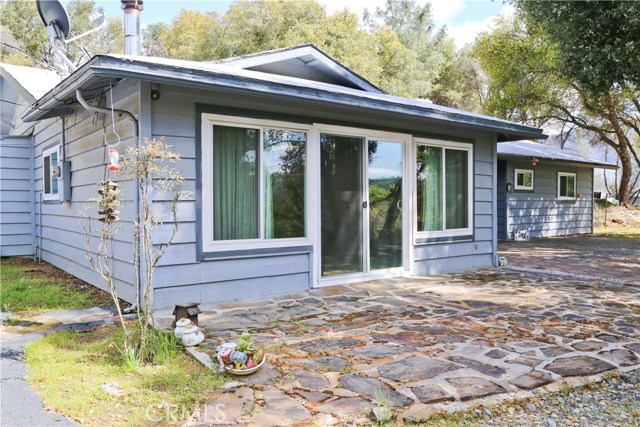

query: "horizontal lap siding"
left=33, top=81, right=140, bottom=301
left=504, top=160, right=594, bottom=239
left=413, top=133, right=496, bottom=275
left=149, top=86, right=311, bottom=308
left=0, top=137, right=34, bottom=256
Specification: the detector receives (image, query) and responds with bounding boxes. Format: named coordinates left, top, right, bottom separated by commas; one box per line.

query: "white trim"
left=413, top=138, right=474, bottom=239
left=514, top=168, right=534, bottom=190
left=557, top=171, right=577, bottom=200
left=42, top=144, right=60, bottom=201
left=200, top=113, right=312, bottom=252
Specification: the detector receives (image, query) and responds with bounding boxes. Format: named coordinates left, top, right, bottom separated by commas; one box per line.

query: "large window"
left=415, top=139, right=473, bottom=237
left=201, top=115, right=308, bottom=251
left=558, top=172, right=576, bottom=200
left=42, top=145, right=60, bottom=201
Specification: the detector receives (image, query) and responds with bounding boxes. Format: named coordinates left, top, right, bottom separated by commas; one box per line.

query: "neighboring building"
left=2, top=45, right=545, bottom=308
left=497, top=140, right=617, bottom=240
left=0, top=64, right=60, bottom=257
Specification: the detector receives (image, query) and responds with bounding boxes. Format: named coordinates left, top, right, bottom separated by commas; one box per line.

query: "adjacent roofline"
left=23, top=55, right=545, bottom=141
left=498, top=140, right=618, bottom=169
left=213, top=43, right=386, bottom=94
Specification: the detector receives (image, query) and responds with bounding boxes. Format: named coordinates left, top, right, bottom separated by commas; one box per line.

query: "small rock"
left=527, top=403, right=537, bottom=411
left=547, top=418, right=557, bottom=427
left=221, top=381, right=243, bottom=389
left=102, top=382, right=123, bottom=396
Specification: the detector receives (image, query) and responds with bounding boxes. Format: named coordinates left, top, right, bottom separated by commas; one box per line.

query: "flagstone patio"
left=157, top=268, right=640, bottom=426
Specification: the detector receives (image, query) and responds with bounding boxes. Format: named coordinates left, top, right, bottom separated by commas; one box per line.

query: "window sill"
left=414, top=235, right=474, bottom=245
left=200, top=245, right=312, bottom=261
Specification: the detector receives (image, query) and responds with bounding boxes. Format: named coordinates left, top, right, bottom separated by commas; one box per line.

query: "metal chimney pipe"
left=121, top=0, right=143, bottom=55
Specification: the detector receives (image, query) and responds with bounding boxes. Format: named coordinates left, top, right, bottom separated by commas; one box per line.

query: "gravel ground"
left=468, top=371, right=640, bottom=427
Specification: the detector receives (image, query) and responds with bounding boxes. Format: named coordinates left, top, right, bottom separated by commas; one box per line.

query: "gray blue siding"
left=0, top=137, right=34, bottom=256
left=32, top=80, right=140, bottom=303
left=500, top=159, right=594, bottom=239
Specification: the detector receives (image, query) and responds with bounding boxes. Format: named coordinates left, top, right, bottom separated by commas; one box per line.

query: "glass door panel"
left=368, top=141, right=403, bottom=270
left=320, top=133, right=364, bottom=277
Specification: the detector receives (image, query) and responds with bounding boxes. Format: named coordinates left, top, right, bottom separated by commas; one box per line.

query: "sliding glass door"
left=320, top=134, right=403, bottom=278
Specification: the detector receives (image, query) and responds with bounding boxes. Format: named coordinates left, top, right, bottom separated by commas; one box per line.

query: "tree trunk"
left=617, top=142, right=633, bottom=203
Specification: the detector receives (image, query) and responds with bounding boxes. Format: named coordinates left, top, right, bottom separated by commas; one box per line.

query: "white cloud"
left=429, top=0, right=464, bottom=26
left=447, top=4, right=514, bottom=48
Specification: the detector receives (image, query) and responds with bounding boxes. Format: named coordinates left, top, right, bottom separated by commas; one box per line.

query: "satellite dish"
left=36, top=0, right=71, bottom=39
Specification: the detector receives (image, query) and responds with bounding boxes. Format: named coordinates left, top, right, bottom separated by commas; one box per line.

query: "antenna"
left=36, top=0, right=76, bottom=72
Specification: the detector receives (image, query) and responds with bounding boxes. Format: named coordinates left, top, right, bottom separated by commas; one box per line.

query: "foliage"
left=235, top=331, right=254, bottom=352
left=83, top=137, right=183, bottom=367
left=516, top=0, right=640, bottom=95
left=0, top=258, right=109, bottom=312
left=474, top=10, right=640, bottom=203
left=0, top=0, right=123, bottom=72
left=25, top=324, right=224, bottom=427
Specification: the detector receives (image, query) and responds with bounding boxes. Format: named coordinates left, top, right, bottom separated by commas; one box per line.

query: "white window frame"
left=514, top=168, right=534, bottom=190
left=42, top=144, right=61, bottom=201
left=414, top=138, right=474, bottom=239
left=557, top=172, right=577, bottom=200
left=201, top=114, right=312, bottom=252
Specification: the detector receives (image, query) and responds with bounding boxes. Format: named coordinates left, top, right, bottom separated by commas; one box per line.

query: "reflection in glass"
left=445, top=149, right=468, bottom=229
left=320, top=133, right=363, bottom=276
left=263, top=129, right=306, bottom=239
left=368, top=141, right=402, bottom=270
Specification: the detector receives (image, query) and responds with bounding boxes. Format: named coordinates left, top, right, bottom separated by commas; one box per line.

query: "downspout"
left=75, top=88, right=141, bottom=313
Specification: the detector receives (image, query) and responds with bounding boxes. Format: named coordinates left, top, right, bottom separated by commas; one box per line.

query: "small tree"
left=120, top=137, right=183, bottom=364
left=83, top=137, right=183, bottom=366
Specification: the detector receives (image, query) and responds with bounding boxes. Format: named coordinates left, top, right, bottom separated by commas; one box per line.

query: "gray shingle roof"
left=498, top=140, right=617, bottom=169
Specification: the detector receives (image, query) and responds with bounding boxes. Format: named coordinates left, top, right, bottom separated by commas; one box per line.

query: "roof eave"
left=497, top=153, right=618, bottom=169
left=23, top=57, right=544, bottom=140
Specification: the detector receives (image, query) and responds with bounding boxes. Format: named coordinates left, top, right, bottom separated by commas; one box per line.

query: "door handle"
left=397, top=199, right=402, bottom=210
left=363, top=201, right=368, bottom=209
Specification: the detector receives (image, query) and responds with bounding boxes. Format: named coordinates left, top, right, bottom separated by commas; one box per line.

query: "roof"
left=22, top=49, right=544, bottom=141
left=498, top=140, right=618, bottom=169
left=0, top=63, right=61, bottom=102
left=214, top=44, right=385, bottom=94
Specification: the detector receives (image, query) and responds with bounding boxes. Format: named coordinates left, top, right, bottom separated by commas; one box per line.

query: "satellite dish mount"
left=36, top=0, right=75, bottom=72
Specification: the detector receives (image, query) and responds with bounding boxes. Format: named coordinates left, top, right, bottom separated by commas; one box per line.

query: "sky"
left=93, top=0, right=509, bottom=48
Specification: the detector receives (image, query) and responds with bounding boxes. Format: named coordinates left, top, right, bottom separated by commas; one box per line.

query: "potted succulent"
left=216, top=331, right=266, bottom=375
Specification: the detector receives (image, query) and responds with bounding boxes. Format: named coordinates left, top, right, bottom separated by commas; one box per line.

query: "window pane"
left=523, top=172, right=532, bottom=187
left=567, top=175, right=575, bottom=197
left=44, top=155, right=51, bottom=194
left=263, top=129, right=306, bottom=239
left=213, top=125, right=259, bottom=240
left=445, top=149, right=468, bottom=229
left=416, top=146, right=443, bottom=231
left=516, top=173, right=524, bottom=186
left=560, top=175, right=568, bottom=197
left=51, top=152, right=58, bottom=194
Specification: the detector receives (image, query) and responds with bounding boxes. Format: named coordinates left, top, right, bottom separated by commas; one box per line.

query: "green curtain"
left=445, top=149, right=468, bottom=229
left=417, top=146, right=442, bottom=231
left=212, top=125, right=259, bottom=240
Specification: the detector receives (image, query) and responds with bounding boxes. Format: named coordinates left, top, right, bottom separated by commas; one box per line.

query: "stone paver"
left=161, top=266, right=640, bottom=426
left=498, top=236, right=640, bottom=285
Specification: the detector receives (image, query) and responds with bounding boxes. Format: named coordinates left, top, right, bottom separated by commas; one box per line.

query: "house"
left=0, top=64, right=61, bottom=257
left=497, top=140, right=617, bottom=240
left=1, top=43, right=545, bottom=308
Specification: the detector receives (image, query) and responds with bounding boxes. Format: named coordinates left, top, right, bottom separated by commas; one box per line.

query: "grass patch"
left=593, top=226, right=640, bottom=239
left=0, top=257, right=112, bottom=312
left=26, top=324, right=224, bottom=426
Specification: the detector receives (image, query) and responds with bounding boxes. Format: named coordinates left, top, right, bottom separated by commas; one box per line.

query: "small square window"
left=514, top=169, right=534, bottom=190
left=42, top=145, right=60, bottom=201
left=558, top=172, right=576, bottom=200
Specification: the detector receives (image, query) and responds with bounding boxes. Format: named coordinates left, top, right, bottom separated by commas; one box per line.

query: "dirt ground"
left=594, top=205, right=640, bottom=229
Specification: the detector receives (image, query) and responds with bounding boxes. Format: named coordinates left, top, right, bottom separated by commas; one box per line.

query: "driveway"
left=158, top=268, right=640, bottom=426
left=499, top=235, right=640, bottom=285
